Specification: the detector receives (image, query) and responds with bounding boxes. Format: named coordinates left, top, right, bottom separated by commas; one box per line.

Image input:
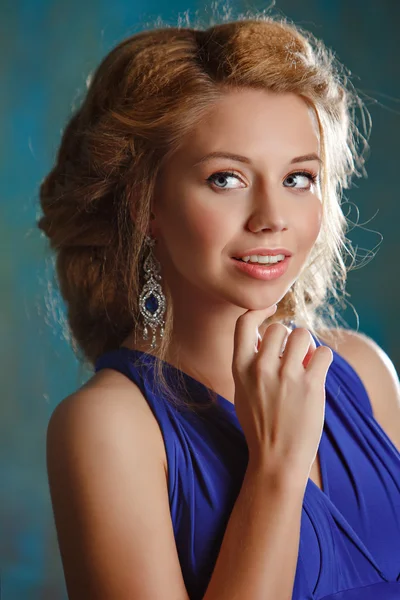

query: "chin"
left=241, top=288, right=289, bottom=309
left=229, top=296, right=280, bottom=313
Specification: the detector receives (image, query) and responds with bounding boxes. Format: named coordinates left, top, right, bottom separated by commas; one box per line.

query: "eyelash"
left=206, top=170, right=319, bottom=191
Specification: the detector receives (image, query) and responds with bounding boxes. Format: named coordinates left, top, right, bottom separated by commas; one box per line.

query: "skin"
left=46, top=89, right=400, bottom=600
left=123, top=88, right=323, bottom=401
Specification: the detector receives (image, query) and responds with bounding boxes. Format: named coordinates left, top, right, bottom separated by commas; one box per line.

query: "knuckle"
left=291, top=327, right=311, bottom=338
left=288, top=327, right=311, bottom=344
left=321, top=346, right=334, bottom=361
left=266, top=322, right=289, bottom=335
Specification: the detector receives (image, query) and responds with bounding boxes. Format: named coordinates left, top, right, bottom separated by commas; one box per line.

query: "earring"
left=138, top=234, right=166, bottom=350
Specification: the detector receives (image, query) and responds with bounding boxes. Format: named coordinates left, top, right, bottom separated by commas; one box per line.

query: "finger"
left=280, top=328, right=314, bottom=371
left=258, top=322, right=292, bottom=370
left=305, top=345, right=333, bottom=381
left=302, top=334, right=317, bottom=368
left=233, top=305, right=277, bottom=373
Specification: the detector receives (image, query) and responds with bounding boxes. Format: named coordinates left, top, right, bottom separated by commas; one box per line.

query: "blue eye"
left=206, top=169, right=319, bottom=192
left=206, top=171, right=243, bottom=190
left=283, top=171, right=319, bottom=191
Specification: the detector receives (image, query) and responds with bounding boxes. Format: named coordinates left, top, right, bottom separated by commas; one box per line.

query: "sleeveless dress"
left=94, top=329, right=400, bottom=600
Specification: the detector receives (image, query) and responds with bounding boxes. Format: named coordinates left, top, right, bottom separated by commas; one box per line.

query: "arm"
left=47, top=378, right=190, bottom=600
left=203, top=459, right=305, bottom=600
left=47, top=373, right=305, bottom=600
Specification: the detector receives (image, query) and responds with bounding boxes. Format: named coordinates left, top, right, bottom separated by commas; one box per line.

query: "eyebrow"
left=193, top=151, right=322, bottom=166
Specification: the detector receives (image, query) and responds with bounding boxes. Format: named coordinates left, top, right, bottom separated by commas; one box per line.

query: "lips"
left=232, top=255, right=290, bottom=281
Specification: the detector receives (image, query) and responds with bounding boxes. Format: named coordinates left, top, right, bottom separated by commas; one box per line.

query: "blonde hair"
left=37, top=12, right=369, bottom=410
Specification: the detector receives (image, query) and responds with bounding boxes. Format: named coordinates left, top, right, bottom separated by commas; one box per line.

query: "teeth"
left=239, top=254, right=286, bottom=264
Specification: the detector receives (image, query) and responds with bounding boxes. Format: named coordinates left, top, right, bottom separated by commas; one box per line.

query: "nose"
left=246, top=187, right=289, bottom=233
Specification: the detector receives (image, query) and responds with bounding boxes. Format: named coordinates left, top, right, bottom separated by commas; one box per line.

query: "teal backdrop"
left=1, top=0, right=399, bottom=598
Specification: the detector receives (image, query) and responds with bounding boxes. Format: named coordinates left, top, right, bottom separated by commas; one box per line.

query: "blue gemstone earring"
left=138, top=233, right=166, bottom=350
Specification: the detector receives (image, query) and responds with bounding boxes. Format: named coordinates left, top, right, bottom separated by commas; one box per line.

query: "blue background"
left=1, top=0, right=399, bottom=597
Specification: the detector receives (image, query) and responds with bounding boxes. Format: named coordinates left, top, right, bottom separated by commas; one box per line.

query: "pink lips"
left=232, top=256, right=290, bottom=281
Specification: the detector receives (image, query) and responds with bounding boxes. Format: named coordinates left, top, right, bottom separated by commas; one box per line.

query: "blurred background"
left=1, top=0, right=399, bottom=597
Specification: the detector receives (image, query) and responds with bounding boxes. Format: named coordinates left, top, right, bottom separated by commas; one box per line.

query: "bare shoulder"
left=316, top=327, right=400, bottom=452
left=50, top=367, right=168, bottom=475
left=46, top=369, right=186, bottom=600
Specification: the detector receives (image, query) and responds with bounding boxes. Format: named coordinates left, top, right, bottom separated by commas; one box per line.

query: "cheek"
left=168, top=197, right=229, bottom=255
left=297, top=198, right=323, bottom=247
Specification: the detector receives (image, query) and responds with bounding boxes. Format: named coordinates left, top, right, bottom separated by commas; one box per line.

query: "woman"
left=38, top=15, right=400, bottom=600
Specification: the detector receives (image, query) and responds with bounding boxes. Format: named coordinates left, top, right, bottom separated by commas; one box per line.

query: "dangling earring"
left=138, top=233, right=166, bottom=350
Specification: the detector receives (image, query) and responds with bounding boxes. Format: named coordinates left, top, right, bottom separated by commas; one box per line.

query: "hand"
left=232, top=307, right=333, bottom=482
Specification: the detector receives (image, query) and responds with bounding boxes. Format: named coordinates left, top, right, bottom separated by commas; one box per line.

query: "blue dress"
left=94, top=329, right=400, bottom=599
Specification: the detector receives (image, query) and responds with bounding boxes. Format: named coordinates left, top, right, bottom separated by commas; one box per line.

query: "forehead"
left=172, top=89, right=320, bottom=167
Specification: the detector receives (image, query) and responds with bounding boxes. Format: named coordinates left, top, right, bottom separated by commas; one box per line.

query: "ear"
left=128, top=202, right=158, bottom=238
left=149, top=211, right=159, bottom=238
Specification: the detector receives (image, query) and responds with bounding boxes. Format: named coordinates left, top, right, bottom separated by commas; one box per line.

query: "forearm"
left=203, top=459, right=305, bottom=600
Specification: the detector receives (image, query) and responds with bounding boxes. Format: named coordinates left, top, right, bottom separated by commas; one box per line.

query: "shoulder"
left=316, top=327, right=400, bottom=451
left=49, top=368, right=158, bottom=432
left=47, top=368, right=168, bottom=478
left=46, top=370, right=187, bottom=599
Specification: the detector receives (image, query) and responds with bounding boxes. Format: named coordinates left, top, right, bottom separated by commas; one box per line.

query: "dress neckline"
left=115, top=320, right=299, bottom=414
left=99, top=322, right=321, bottom=418
left=114, top=342, right=331, bottom=497
left=117, top=346, right=237, bottom=413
